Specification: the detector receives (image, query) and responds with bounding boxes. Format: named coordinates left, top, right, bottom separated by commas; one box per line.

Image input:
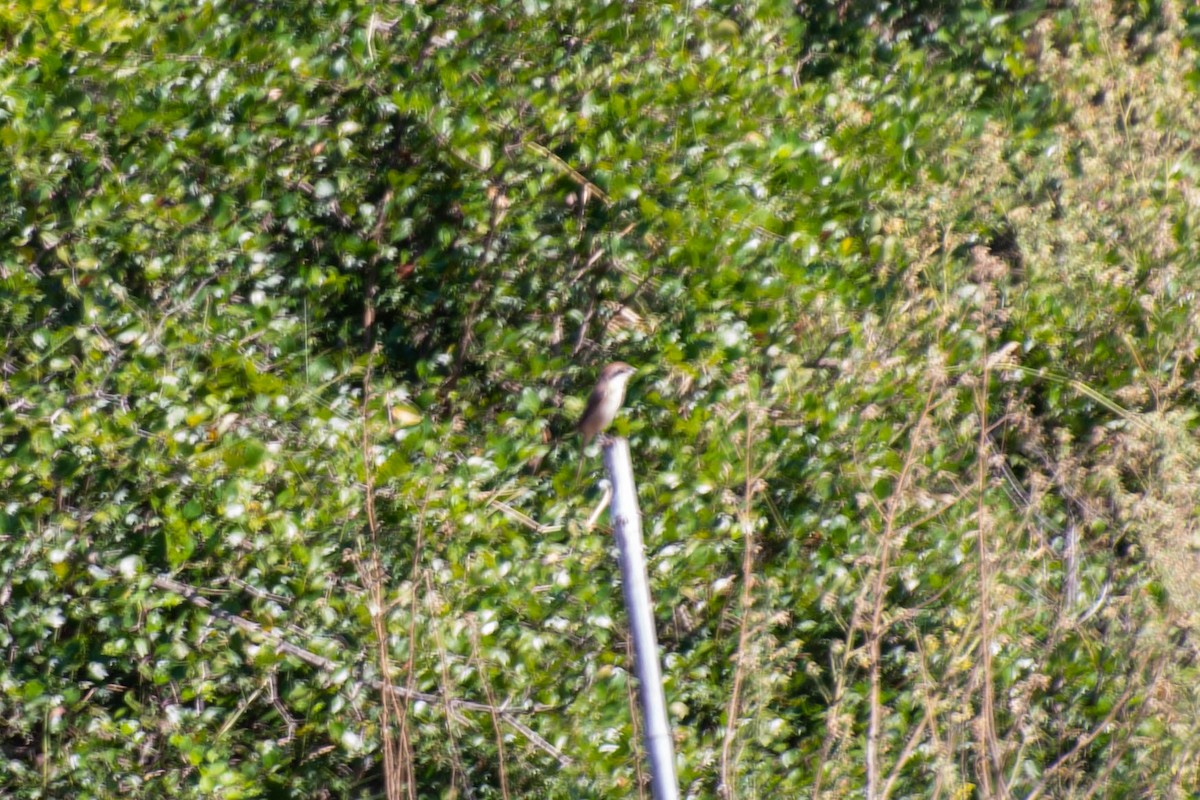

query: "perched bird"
left=578, top=362, right=636, bottom=445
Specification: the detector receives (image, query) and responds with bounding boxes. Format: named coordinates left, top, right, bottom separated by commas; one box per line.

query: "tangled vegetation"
left=4, top=0, right=1200, bottom=797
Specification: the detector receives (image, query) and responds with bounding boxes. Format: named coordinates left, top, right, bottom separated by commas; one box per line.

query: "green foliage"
left=3, top=0, right=1200, bottom=797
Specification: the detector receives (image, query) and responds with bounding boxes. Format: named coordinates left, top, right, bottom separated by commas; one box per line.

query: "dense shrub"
left=3, top=0, right=1200, bottom=797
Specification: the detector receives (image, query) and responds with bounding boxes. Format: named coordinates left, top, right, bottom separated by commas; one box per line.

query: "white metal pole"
left=603, top=437, right=678, bottom=800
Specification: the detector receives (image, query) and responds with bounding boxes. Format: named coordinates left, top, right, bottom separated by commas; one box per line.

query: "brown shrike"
left=577, top=362, right=636, bottom=445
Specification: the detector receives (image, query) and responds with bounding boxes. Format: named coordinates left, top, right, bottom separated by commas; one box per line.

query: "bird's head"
left=601, top=361, right=636, bottom=389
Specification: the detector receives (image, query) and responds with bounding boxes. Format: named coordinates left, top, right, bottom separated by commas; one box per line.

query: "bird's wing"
left=578, top=385, right=608, bottom=440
